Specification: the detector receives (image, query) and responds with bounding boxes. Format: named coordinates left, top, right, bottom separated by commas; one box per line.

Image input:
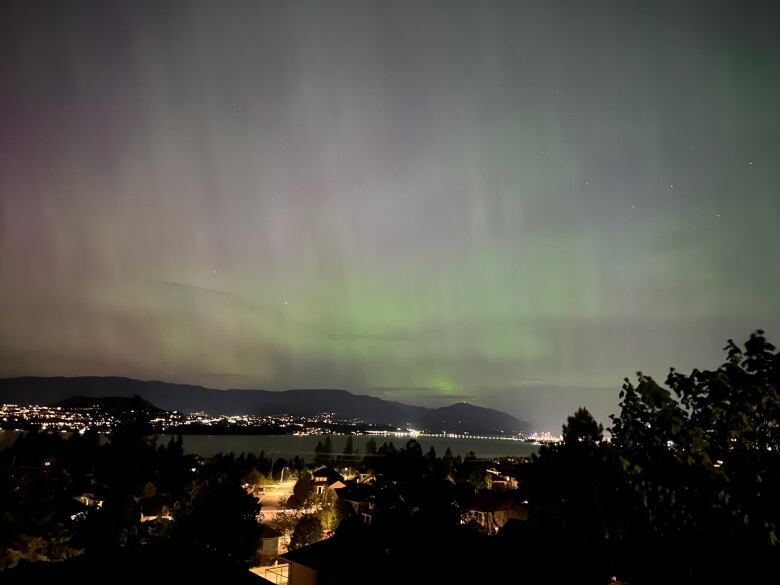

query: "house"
left=357, top=471, right=374, bottom=484
left=281, top=538, right=342, bottom=585
left=280, top=527, right=497, bottom=585
left=334, top=482, right=376, bottom=525
left=139, top=494, right=174, bottom=523
left=485, top=468, right=518, bottom=490
left=257, top=525, right=283, bottom=565
left=463, top=491, right=528, bottom=534
left=280, top=534, right=393, bottom=585
left=311, top=467, right=346, bottom=495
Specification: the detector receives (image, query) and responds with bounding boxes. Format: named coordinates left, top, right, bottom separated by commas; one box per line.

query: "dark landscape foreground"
left=1, top=332, right=778, bottom=584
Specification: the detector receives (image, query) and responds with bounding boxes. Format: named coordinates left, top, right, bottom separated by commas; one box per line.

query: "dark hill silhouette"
left=54, top=394, right=163, bottom=413
left=0, top=376, right=527, bottom=434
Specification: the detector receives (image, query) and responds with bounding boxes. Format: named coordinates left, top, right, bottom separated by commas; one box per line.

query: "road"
left=258, top=479, right=296, bottom=522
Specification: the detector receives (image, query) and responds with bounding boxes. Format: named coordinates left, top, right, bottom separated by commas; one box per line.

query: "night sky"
left=1, top=1, right=779, bottom=430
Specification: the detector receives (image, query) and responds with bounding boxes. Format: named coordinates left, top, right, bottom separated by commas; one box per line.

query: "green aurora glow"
left=1, top=1, right=779, bottom=429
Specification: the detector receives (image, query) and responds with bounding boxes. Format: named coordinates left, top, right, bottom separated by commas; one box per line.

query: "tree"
left=467, top=465, right=487, bottom=491
left=607, top=331, right=780, bottom=582
left=314, top=488, right=345, bottom=531
left=563, top=407, right=603, bottom=447
left=0, top=525, right=82, bottom=569
left=522, top=333, right=780, bottom=583
left=291, top=455, right=305, bottom=471
left=343, top=435, right=354, bottom=456
left=142, top=481, right=157, bottom=498
left=76, top=490, right=141, bottom=551
left=287, top=471, right=314, bottom=509
left=341, top=435, right=357, bottom=469
left=525, top=407, right=616, bottom=583
left=442, top=447, right=454, bottom=471
left=289, top=514, right=322, bottom=550
left=170, top=478, right=261, bottom=566
left=427, top=446, right=437, bottom=463
left=270, top=509, right=301, bottom=546
left=243, top=467, right=271, bottom=487
left=314, top=436, right=333, bottom=466
left=404, top=439, right=423, bottom=458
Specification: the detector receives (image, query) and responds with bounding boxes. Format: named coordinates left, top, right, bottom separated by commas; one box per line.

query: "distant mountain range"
left=0, top=376, right=528, bottom=434
left=53, top=395, right=164, bottom=413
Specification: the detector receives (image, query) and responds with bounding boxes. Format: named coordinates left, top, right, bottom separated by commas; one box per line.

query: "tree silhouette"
left=343, top=435, right=354, bottom=456
left=442, top=447, right=454, bottom=472
left=527, top=331, right=780, bottom=584
left=289, top=514, right=322, bottom=550
left=609, top=330, right=780, bottom=582
left=562, top=407, right=604, bottom=447
left=170, top=478, right=261, bottom=566
left=314, top=436, right=334, bottom=466
left=530, top=409, right=610, bottom=533
left=287, top=471, right=314, bottom=509
left=341, top=435, right=357, bottom=468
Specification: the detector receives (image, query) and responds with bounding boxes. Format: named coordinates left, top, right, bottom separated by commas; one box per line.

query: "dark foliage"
left=169, top=477, right=261, bottom=566
left=525, top=331, right=780, bottom=583
left=287, top=471, right=315, bottom=509
left=1, top=331, right=777, bottom=583
left=289, top=514, right=322, bottom=550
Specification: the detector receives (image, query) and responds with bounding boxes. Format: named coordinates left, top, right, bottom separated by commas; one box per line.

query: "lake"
left=168, top=434, right=539, bottom=460
left=0, top=430, right=540, bottom=460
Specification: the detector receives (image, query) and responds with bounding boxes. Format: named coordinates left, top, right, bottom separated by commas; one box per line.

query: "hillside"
left=53, top=394, right=163, bottom=413
left=0, top=376, right=527, bottom=434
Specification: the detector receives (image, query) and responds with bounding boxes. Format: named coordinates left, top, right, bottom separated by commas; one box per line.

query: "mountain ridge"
left=53, top=394, right=164, bottom=413
left=0, top=376, right=528, bottom=434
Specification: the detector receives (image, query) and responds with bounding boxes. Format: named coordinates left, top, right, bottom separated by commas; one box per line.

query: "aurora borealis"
left=1, top=1, right=779, bottom=430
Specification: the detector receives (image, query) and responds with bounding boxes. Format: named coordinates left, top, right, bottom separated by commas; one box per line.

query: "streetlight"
left=279, top=466, right=290, bottom=483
